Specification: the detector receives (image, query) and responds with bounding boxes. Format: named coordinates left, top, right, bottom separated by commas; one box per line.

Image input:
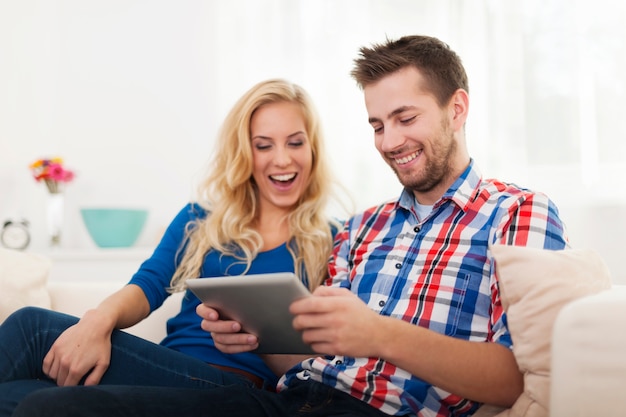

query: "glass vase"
left=46, top=191, right=64, bottom=247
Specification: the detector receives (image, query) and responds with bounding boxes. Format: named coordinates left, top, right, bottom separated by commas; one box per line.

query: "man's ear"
left=448, top=88, right=469, bottom=131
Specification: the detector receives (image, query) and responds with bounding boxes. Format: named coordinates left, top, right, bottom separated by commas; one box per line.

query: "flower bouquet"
left=29, top=157, right=75, bottom=246
left=29, top=157, right=75, bottom=194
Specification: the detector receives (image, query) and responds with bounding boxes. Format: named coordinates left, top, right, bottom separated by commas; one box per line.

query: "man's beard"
left=390, top=120, right=457, bottom=194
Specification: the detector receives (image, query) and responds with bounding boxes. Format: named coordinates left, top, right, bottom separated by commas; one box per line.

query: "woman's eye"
left=288, top=141, right=304, bottom=147
left=254, top=143, right=271, bottom=150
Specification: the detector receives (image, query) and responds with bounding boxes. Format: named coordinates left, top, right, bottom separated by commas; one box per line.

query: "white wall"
left=1, top=0, right=624, bottom=283
left=0, top=0, right=404, bottom=251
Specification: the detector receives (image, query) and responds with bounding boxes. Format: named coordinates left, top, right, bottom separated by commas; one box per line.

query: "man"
left=13, top=35, right=567, bottom=417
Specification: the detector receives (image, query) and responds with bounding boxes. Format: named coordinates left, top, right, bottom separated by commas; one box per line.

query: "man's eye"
left=373, top=126, right=383, bottom=133
left=401, top=116, right=416, bottom=124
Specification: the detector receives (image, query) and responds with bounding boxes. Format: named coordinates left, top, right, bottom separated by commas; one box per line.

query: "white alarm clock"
left=1, top=220, right=31, bottom=250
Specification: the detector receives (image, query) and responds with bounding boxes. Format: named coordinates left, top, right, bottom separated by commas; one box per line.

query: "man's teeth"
left=395, top=151, right=420, bottom=165
left=270, top=173, right=296, bottom=182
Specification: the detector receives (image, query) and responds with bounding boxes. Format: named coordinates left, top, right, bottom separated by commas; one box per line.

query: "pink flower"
left=47, top=163, right=66, bottom=181
left=29, top=157, right=75, bottom=192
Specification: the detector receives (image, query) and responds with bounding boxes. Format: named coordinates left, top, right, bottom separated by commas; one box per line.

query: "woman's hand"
left=42, top=309, right=115, bottom=386
left=196, top=303, right=259, bottom=353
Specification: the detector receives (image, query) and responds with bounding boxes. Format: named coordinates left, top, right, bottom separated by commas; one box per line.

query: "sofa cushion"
left=491, top=244, right=612, bottom=417
left=0, top=248, right=52, bottom=322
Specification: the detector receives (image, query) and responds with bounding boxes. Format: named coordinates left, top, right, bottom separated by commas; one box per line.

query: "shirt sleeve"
left=489, top=191, right=569, bottom=346
left=325, top=218, right=353, bottom=289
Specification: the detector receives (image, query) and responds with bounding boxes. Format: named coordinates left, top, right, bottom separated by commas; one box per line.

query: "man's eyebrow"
left=368, top=106, right=416, bottom=124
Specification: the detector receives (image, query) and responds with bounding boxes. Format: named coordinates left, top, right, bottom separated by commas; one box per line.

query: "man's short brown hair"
left=351, top=35, right=469, bottom=107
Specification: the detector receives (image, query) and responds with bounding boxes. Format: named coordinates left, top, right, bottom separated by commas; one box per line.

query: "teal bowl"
left=80, top=208, right=148, bottom=248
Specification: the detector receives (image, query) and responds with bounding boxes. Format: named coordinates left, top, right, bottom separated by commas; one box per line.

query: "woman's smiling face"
left=250, top=100, right=313, bottom=215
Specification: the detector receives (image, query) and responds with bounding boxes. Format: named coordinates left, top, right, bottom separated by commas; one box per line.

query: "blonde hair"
left=169, top=79, right=342, bottom=292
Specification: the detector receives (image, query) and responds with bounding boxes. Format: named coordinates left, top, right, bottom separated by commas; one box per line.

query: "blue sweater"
left=128, top=203, right=300, bottom=386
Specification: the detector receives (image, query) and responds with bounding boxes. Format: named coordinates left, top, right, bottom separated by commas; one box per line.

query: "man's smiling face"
left=365, top=66, right=464, bottom=205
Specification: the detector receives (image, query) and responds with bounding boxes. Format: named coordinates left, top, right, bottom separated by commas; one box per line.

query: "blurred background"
left=1, top=0, right=625, bottom=282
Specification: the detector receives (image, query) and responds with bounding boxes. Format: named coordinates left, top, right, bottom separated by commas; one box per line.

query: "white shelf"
left=45, top=247, right=155, bottom=283
left=43, top=247, right=154, bottom=261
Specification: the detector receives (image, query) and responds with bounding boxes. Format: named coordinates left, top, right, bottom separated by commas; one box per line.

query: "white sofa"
left=0, top=245, right=180, bottom=345
left=48, top=280, right=183, bottom=344
left=47, top=280, right=626, bottom=417
left=549, top=285, right=626, bottom=416
left=2, top=247, right=626, bottom=416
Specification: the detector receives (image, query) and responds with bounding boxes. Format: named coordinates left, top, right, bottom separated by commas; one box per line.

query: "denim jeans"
left=0, top=307, right=254, bottom=417
left=12, top=379, right=394, bottom=417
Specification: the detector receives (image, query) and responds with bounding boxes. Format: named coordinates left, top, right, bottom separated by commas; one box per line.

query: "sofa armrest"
left=48, top=281, right=183, bottom=343
left=550, top=285, right=626, bottom=416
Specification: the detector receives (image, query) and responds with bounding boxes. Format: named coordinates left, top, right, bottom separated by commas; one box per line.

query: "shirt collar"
left=396, top=159, right=482, bottom=214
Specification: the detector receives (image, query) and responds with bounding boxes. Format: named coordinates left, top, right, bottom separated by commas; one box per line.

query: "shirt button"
left=414, top=225, right=420, bottom=233
left=395, top=263, right=402, bottom=269
left=335, top=360, right=343, bottom=365
left=378, top=300, right=386, bottom=307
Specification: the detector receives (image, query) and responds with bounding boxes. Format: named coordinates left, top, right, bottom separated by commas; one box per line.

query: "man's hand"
left=42, top=309, right=114, bottom=386
left=290, top=286, right=385, bottom=357
left=196, top=303, right=259, bottom=353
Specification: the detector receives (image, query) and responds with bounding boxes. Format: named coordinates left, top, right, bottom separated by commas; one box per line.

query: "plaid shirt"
left=278, top=161, right=568, bottom=416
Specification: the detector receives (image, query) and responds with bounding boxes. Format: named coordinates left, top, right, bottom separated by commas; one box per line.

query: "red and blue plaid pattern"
left=279, top=162, right=568, bottom=416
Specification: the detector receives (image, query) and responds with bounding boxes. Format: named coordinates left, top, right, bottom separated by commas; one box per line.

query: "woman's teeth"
left=270, top=173, right=296, bottom=182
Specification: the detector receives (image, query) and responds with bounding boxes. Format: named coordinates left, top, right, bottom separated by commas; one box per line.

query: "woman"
left=0, top=79, right=345, bottom=416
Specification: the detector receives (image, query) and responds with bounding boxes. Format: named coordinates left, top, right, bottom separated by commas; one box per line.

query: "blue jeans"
left=0, top=307, right=255, bottom=417
left=12, top=379, right=393, bottom=417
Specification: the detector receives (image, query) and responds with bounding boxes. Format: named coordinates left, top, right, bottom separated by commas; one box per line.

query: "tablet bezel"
left=186, top=272, right=315, bottom=354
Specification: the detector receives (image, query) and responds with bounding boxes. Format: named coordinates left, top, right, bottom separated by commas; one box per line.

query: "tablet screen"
left=187, top=272, right=315, bottom=354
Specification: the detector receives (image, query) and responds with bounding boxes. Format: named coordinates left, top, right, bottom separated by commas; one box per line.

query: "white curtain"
left=477, top=0, right=626, bottom=200
left=201, top=0, right=626, bottom=210
left=1, top=0, right=625, bottom=262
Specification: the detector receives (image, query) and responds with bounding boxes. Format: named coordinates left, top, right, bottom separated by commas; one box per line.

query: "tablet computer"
left=186, top=272, right=315, bottom=354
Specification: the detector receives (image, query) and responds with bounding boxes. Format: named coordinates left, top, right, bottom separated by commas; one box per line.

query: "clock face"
left=1, top=222, right=31, bottom=250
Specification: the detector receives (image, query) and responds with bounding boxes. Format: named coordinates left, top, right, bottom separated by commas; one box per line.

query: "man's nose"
left=378, top=126, right=405, bottom=153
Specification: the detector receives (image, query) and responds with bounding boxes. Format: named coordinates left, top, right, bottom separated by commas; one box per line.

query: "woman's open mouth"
left=269, top=173, right=297, bottom=185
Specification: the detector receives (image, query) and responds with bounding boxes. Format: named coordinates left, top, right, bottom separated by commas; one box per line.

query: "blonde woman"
left=0, top=79, right=344, bottom=417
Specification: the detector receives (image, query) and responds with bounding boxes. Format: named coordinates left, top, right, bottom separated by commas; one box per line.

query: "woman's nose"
left=273, top=146, right=292, bottom=166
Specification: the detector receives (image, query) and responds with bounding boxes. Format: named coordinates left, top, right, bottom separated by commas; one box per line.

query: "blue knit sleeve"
left=128, top=203, right=206, bottom=311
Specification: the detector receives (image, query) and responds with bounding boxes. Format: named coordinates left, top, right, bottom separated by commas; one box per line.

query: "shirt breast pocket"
left=409, top=271, right=472, bottom=337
